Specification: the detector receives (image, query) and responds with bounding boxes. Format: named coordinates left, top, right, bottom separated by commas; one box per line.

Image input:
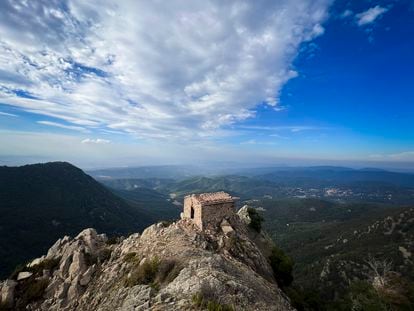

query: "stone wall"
left=183, top=196, right=203, bottom=229
left=201, top=202, right=235, bottom=230
left=182, top=193, right=235, bottom=230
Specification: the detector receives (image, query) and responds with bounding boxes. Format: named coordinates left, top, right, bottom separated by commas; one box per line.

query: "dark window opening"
left=190, top=206, right=195, bottom=219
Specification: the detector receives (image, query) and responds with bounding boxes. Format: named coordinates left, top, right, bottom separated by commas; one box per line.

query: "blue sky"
left=0, top=0, right=413, bottom=169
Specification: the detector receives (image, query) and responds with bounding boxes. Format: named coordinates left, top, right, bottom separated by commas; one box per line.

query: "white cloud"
left=0, top=0, right=331, bottom=139
left=81, top=138, right=111, bottom=144
left=237, top=125, right=328, bottom=132
left=356, top=6, right=388, bottom=26
left=37, top=121, right=87, bottom=132
left=0, top=111, right=18, bottom=117
left=273, top=106, right=288, bottom=112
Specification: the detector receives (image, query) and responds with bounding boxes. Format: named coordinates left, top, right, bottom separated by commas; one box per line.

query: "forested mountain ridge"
left=0, top=162, right=155, bottom=278
left=252, top=198, right=414, bottom=309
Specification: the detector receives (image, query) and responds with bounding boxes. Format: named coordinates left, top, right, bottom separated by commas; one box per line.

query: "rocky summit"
left=0, top=204, right=293, bottom=310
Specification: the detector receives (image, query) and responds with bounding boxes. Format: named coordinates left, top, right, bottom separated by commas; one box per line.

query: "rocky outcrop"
left=0, top=280, right=17, bottom=308
left=17, top=272, right=33, bottom=281
left=237, top=205, right=252, bottom=225
left=0, top=216, right=293, bottom=310
left=237, top=205, right=276, bottom=259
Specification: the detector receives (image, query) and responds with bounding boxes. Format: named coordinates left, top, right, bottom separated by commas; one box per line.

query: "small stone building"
left=181, top=191, right=235, bottom=230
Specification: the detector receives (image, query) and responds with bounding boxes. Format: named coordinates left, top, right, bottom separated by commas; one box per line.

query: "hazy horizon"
left=1, top=156, right=414, bottom=174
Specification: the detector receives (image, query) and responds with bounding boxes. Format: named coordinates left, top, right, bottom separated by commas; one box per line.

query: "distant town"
left=247, top=186, right=414, bottom=205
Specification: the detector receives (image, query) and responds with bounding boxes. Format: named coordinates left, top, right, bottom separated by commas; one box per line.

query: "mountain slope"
left=293, top=206, right=414, bottom=291
left=88, top=165, right=203, bottom=179
left=257, top=168, right=414, bottom=188
left=0, top=162, right=154, bottom=278
left=111, top=188, right=181, bottom=220
left=253, top=198, right=414, bottom=308
left=162, top=175, right=282, bottom=200
left=0, top=214, right=293, bottom=310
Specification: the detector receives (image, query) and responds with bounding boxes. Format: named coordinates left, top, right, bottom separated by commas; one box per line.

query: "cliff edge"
left=0, top=207, right=293, bottom=310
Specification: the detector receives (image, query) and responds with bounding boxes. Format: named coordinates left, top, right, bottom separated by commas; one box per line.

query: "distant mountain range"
left=88, top=165, right=209, bottom=180
left=0, top=162, right=165, bottom=278
left=256, top=167, right=414, bottom=188
left=98, top=168, right=414, bottom=206
left=89, top=164, right=414, bottom=187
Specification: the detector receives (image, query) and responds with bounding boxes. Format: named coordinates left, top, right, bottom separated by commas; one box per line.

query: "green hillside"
left=111, top=187, right=181, bottom=220
left=249, top=198, right=414, bottom=309
left=0, top=162, right=155, bottom=278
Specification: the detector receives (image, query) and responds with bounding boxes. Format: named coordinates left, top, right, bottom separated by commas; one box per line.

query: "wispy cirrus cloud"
left=0, top=0, right=331, bottom=140
left=0, top=111, right=18, bottom=117
left=236, top=125, right=329, bottom=132
left=356, top=5, right=388, bottom=26
left=37, top=121, right=87, bottom=132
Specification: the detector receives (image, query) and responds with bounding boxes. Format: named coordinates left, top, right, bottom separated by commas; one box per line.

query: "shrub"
left=10, top=257, right=61, bottom=280
left=106, top=236, right=120, bottom=245
left=124, top=257, right=183, bottom=288
left=285, top=286, right=325, bottom=311
left=123, top=252, right=139, bottom=264
left=155, top=259, right=182, bottom=284
left=125, top=257, right=160, bottom=287
left=206, top=300, right=234, bottom=311
left=31, top=258, right=60, bottom=274
left=192, top=292, right=204, bottom=307
left=192, top=293, right=234, bottom=311
left=247, top=208, right=264, bottom=232
left=375, top=273, right=414, bottom=310
left=348, top=281, right=387, bottom=311
left=269, top=246, right=294, bottom=288
left=192, top=283, right=234, bottom=311
left=160, top=220, right=173, bottom=227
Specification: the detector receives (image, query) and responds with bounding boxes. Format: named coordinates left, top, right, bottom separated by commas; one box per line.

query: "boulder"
left=1, top=279, right=17, bottom=307
left=59, top=255, right=72, bottom=278
left=80, top=265, right=96, bottom=286
left=141, top=223, right=164, bottom=240
left=47, top=236, right=70, bottom=258
left=237, top=205, right=251, bottom=225
left=68, top=250, right=87, bottom=280
left=76, top=228, right=107, bottom=253
left=221, top=219, right=234, bottom=235
left=28, top=256, right=46, bottom=268
left=17, top=271, right=33, bottom=281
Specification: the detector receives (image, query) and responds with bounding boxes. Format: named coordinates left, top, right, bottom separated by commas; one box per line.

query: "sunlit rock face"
left=0, top=194, right=293, bottom=310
